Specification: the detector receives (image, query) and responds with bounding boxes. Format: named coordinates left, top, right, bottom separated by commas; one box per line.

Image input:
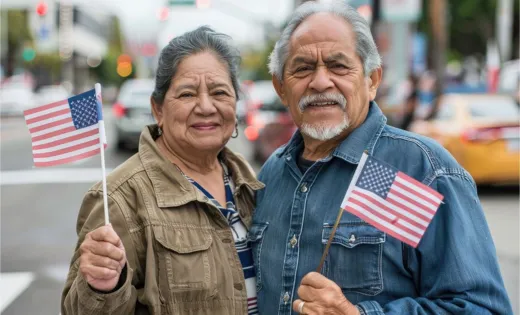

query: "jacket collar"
left=138, top=125, right=264, bottom=208
left=279, top=101, right=387, bottom=164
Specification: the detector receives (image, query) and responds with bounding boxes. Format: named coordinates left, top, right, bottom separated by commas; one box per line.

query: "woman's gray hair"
left=268, top=1, right=382, bottom=81
left=152, top=26, right=241, bottom=105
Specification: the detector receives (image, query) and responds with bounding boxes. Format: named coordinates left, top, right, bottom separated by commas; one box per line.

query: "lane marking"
left=0, top=272, right=35, bottom=313
left=0, top=168, right=113, bottom=185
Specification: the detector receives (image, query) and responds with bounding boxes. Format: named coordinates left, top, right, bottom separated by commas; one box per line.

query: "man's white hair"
left=268, top=0, right=382, bottom=81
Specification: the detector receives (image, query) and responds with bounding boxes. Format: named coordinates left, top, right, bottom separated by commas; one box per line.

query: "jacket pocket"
left=153, top=224, right=217, bottom=300
left=247, top=222, right=269, bottom=292
left=322, top=222, right=385, bottom=296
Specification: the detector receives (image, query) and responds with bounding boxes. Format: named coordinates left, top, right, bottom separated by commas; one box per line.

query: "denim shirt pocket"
left=247, top=222, right=269, bottom=292
left=321, top=222, right=385, bottom=296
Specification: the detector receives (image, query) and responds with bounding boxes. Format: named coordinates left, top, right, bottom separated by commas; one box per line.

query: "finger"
left=88, top=254, right=122, bottom=272
left=301, top=271, right=332, bottom=289
left=89, top=225, right=123, bottom=248
left=297, top=284, right=319, bottom=302
left=80, top=264, right=119, bottom=280
left=292, top=299, right=317, bottom=314
left=87, top=240, right=125, bottom=261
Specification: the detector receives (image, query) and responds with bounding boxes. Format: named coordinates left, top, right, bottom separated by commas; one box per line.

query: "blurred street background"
left=0, top=0, right=519, bottom=314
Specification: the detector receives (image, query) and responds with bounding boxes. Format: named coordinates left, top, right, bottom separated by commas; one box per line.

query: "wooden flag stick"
left=316, top=207, right=345, bottom=273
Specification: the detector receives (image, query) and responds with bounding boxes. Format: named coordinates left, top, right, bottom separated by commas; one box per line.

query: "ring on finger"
left=298, top=301, right=306, bottom=314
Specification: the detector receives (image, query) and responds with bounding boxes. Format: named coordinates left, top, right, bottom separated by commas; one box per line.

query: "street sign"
left=381, top=0, right=421, bottom=22
left=168, top=0, right=195, bottom=6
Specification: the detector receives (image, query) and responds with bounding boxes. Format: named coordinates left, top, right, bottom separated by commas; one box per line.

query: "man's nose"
left=308, top=66, right=334, bottom=93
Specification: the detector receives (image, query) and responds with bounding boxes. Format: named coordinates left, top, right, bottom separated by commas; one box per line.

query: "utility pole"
left=371, top=0, right=381, bottom=36
left=427, top=0, right=447, bottom=119
left=496, top=0, right=513, bottom=62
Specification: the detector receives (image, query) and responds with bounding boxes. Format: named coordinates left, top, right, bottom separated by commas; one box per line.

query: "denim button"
left=349, top=234, right=356, bottom=243
left=300, top=183, right=308, bottom=193
left=289, top=235, right=298, bottom=247
left=283, top=292, right=290, bottom=304
left=286, top=156, right=291, bottom=161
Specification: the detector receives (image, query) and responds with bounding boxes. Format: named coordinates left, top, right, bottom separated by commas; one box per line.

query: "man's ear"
left=272, top=75, right=288, bottom=107
left=151, top=96, right=163, bottom=128
left=367, top=67, right=383, bottom=101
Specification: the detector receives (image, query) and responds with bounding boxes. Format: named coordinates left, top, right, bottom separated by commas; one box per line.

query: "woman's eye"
left=332, top=64, right=347, bottom=69
left=180, top=93, right=194, bottom=98
left=214, top=90, right=227, bottom=96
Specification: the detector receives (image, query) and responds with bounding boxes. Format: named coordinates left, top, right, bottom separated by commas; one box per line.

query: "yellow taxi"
left=410, top=94, right=520, bottom=185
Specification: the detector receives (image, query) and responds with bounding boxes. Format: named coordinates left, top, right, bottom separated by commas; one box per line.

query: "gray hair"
left=152, top=26, right=241, bottom=105
left=268, top=1, right=382, bottom=81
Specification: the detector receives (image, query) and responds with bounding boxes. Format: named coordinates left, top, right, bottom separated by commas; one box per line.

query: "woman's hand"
left=79, top=224, right=126, bottom=292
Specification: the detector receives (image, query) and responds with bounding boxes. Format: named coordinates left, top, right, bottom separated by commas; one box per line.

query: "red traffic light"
left=156, top=7, right=170, bottom=21
left=36, top=1, right=48, bottom=16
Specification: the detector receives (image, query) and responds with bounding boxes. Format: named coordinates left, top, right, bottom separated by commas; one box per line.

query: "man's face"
left=274, top=13, right=381, bottom=141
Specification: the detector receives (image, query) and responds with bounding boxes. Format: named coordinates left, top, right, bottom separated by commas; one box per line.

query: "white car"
left=0, top=85, right=36, bottom=116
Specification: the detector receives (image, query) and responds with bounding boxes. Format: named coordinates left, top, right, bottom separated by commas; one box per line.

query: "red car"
left=243, top=81, right=296, bottom=163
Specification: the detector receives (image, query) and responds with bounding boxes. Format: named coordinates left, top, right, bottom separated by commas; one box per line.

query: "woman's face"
left=152, top=51, right=237, bottom=154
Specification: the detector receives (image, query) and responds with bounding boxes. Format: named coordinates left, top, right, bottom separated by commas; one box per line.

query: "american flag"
left=341, top=153, right=444, bottom=248
left=24, top=88, right=106, bottom=167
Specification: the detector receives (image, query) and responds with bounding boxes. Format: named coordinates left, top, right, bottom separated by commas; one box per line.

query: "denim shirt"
left=251, top=102, right=512, bottom=315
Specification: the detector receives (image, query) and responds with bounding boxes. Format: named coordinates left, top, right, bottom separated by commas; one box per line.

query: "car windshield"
left=248, top=82, right=285, bottom=111
left=119, top=90, right=152, bottom=108
left=469, top=98, right=520, bottom=121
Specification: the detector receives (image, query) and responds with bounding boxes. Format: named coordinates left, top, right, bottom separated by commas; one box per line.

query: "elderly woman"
left=61, top=26, right=263, bottom=315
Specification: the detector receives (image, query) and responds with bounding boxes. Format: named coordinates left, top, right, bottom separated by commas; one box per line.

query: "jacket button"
left=349, top=234, right=356, bottom=243
left=300, top=183, right=308, bottom=193
left=234, top=283, right=243, bottom=290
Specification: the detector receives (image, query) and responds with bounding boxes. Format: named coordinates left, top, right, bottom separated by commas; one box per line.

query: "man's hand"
left=79, top=224, right=126, bottom=292
left=292, top=272, right=360, bottom=315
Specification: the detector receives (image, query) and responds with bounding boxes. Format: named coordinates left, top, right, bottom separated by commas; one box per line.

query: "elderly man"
left=250, top=1, right=512, bottom=314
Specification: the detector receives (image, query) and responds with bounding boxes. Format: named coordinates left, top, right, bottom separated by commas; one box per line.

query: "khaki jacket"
left=61, top=125, right=264, bottom=315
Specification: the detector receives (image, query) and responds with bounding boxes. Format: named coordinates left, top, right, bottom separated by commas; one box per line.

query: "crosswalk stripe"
left=0, top=272, right=35, bottom=313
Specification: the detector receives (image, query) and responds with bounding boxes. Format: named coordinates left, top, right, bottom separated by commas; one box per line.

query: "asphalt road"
left=1, top=113, right=518, bottom=314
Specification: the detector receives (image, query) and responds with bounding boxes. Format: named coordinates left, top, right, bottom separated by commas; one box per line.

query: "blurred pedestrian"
left=399, top=74, right=419, bottom=131
left=251, top=1, right=513, bottom=314
left=61, top=26, right=263, bottom=315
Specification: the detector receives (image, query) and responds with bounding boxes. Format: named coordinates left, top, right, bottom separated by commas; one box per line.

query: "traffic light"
left=117, top=54, right=133, bottom=77
left=157, top=7, right=170, bottom=21
left=36, top=1, right=48, bottom=16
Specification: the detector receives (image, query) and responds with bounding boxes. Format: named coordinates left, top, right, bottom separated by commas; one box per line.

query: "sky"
left=1, top=0, right=294, bottom=47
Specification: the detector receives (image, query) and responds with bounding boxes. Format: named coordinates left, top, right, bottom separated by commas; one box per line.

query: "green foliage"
left=418, top=0, right=520, bottom=62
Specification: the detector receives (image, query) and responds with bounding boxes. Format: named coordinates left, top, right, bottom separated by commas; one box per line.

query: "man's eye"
left=180, top=93, right=194, bottom=98
left=295, top=66, right=312, bottom=72
left=214, top=90, right=228, bottom=96
left=332, top=64, right=347, bottom=69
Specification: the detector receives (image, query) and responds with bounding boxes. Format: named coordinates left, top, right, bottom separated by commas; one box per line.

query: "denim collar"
left=278, top=101, right=387, bottom=165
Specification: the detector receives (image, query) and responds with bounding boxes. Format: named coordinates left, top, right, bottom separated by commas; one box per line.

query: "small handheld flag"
left=24, top=87, right=107, bottom=167
left=340, top=153, right=444, bottom=248
left=24, top=83, right=110, bottom=225
left=317, top=152, right=444, bottom=272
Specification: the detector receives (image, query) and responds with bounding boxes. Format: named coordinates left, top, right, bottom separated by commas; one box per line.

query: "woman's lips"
left=192, top=123, right=219, bottom=130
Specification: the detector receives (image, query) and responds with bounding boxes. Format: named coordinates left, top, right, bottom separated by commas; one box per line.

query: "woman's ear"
left=151, top=96, right=163, bottom=129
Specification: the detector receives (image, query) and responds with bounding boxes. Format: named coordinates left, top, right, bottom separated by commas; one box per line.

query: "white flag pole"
left=95, top=83, right=110, bottom=225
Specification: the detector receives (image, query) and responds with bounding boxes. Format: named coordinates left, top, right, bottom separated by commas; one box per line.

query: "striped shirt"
left=182, top=163, right=258, bottom=314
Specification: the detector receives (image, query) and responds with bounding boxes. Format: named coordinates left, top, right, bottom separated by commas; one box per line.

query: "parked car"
left=410, top=93, right=520, bottom=185
left=243, top=81, right=296, bottom=163
left=0, top=84, right=35, bottom=116
left=36, top=85, right=69, bottom=106
left=112, top=79, right=155, bottom=151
